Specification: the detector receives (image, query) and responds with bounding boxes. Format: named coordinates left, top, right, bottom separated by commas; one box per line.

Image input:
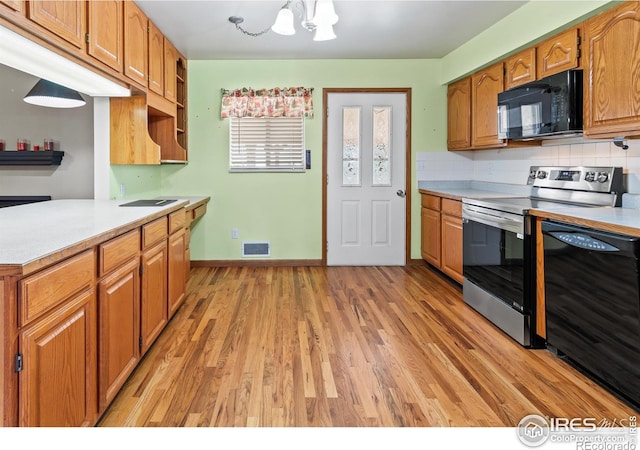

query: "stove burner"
left=0, top=196, right=51, bottom=208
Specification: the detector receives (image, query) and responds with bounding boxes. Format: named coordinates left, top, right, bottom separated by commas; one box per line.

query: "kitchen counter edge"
left=0, top=196, right=210, bottom=277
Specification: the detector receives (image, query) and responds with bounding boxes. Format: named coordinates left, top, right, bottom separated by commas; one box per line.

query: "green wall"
left=161, top=59, right=445, bottom=261
left=110, top=0, right=619, bottom=263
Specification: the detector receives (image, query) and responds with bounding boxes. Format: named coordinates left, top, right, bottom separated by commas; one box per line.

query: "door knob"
left=396, top=190, right=406, bottom=198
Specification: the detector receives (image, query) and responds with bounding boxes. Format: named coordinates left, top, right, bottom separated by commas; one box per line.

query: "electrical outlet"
left=120, top=184, right=126, bottom=198
left=232, top=228, right=238, bottom=239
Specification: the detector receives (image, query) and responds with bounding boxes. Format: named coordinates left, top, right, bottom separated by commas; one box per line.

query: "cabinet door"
left=168, top=229, right=186, bottom=317
left=87, top=0, right=123, bottom=72
left=163, top=37, right=177, bottom=103
left=536, top=27, right=580, bottom=79
left=504, top=47, right=536, bottom=90
left=583, top=2, right=640, bottom=138
left=19, top=289, right=97, bottom=427
left=140, top=240, right=167, bottom=355
left=447, top=77, right=471, bottom=150
left=1, top=1, right=24, bottom=13
left=148, top=20, right=164, bottom=96
left=123, top=0, right=148, bottom=88
left=421, top=207, right=441, bottom=268
left=28, top=0, right=85, bottom=49
left=97, top=259, right=140, bottom=412
left=471, top=62, right=505, bottom=148
left=441, top=213, right=463, bottom=284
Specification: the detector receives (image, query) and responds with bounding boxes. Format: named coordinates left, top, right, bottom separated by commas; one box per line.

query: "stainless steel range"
left=461, top=166, right=623, bottom=347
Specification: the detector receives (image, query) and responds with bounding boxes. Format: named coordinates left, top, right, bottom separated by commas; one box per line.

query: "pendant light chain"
left=229, top=0, right=291, bottom=37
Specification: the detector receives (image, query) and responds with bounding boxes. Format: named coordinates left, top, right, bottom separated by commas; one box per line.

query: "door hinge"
left=326, top=240, right=329, bottom=253
left=576, top=49, right=581, bottom=59
left=85, top=33, right=90, bottom=44
left=15, top=353, right=23, bottom=373
left=139, top=264, right=143, bottom=277
left=326, top=174, right=329, bottom=185
left=576, top=35, right=581, bottom=46
left=139, top=336, right=143, bottom=348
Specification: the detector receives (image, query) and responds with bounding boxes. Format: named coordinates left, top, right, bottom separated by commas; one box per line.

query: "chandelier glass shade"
left=271, top=7, right=296, bottom=35
left=230, top=0, right=338, bottom=41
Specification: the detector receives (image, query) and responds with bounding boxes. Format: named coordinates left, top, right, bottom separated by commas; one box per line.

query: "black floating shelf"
left=0, top=151, right=64, bottom=166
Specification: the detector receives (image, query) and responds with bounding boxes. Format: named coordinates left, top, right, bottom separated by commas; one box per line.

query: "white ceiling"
left=136, top=0, right=528, bottom=60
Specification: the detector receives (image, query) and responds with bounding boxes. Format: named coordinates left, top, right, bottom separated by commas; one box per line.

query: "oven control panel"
left=527, top=166, right=622, bottom=193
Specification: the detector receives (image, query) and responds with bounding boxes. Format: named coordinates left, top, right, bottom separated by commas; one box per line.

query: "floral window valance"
left=221, top=87, right=314, bottom=119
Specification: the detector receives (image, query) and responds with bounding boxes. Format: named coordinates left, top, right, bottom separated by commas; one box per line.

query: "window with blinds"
left=229, top=116, right=305, bottom=172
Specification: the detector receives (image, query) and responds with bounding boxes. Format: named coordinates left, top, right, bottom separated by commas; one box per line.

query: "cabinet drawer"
left=421, top=194, right=441, bottom=210
left=169, top=209, right=186, bottom=234
left=441, top=198, right=462, bottom=218
left=142, top=216, right=168, bottom=249
left=99, top=229, right=140, bottom=276
left=190, top=203, right=206, bottom=223
left=20, top=250, right=95, bottom=326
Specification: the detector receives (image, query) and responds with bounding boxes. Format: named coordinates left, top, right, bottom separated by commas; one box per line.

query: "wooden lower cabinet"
left=140, top=240, right=168, bottom=355
left=168, top=228, right=187, bottom=317
left=421, top=207, right=441, bottom=267
left=5, top=206, right=198, bottom=426
left=441, top=212, right=463, bottom=283
left=98, top=258, right=140, bottom=412
left=19, top=288, right=97, bottom=427
left=420, top=193, right=463, bottom=284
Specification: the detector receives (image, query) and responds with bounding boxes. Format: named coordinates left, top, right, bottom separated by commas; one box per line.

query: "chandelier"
left=228, top=0, right=339, bottom=41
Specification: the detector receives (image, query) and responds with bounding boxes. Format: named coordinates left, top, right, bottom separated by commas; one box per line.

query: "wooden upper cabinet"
left=28, top=0, right=85, bottom=49
left=504, top=47, right=536, bottom=90
left=148, top=20, right=164, bottom=96
left=1, top=0, right=24, bottom=13
left=536, top=27, right=581, bottom=79
left=87, top=0, right=123, bottom=72
left=164, top=37, right=178, bottom=103
left=123, top=0, right=148, bottom=88
left=447, top=77, right=472, bottom=150
left=471, top=62, right=505, bottom=148
left=583, top=1, right=640, bottom=138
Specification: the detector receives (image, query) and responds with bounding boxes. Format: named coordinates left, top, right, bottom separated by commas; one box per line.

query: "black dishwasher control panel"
left=548, top=231, right=619, bottom=252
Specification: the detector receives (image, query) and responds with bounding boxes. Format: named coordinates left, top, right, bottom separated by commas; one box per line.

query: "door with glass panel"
left=327, top=93, right=406, bottom=265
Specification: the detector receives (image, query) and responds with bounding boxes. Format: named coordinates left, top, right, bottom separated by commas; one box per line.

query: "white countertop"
left=0, top=199, right=189, bottom=269
left=419, top=182, right=640, bottom=236
left=418, top=180, right=532, bottom=200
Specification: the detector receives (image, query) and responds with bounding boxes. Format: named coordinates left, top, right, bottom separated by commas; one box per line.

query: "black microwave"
left=498, top=69, right=583, bottom=140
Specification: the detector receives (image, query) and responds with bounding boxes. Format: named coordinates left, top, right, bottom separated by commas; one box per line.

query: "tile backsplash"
left=416, top=138, right=640, bottom=193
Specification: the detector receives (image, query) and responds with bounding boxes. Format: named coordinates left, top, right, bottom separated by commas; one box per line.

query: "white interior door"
left=327, top=92, right=406, bottom=266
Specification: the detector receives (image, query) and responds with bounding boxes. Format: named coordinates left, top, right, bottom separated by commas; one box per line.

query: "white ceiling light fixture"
left=229, top=0, right=339, bottom=41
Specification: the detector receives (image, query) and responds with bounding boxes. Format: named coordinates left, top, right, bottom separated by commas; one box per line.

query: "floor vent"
left=242, top=241, right=271, bottom=257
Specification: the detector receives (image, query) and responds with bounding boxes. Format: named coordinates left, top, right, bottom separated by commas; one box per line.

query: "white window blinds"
left=229, top=116, right=305, bottom=172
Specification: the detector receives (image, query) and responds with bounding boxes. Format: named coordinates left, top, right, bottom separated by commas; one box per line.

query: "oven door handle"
left=462, top=205, right=523, bottom=235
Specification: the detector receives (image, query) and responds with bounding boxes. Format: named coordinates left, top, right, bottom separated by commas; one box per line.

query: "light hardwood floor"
left=98, top=265, right=636, bottom=427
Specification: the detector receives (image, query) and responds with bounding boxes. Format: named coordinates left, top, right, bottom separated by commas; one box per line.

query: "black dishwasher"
left=542, top=220, right=640, bottom=409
